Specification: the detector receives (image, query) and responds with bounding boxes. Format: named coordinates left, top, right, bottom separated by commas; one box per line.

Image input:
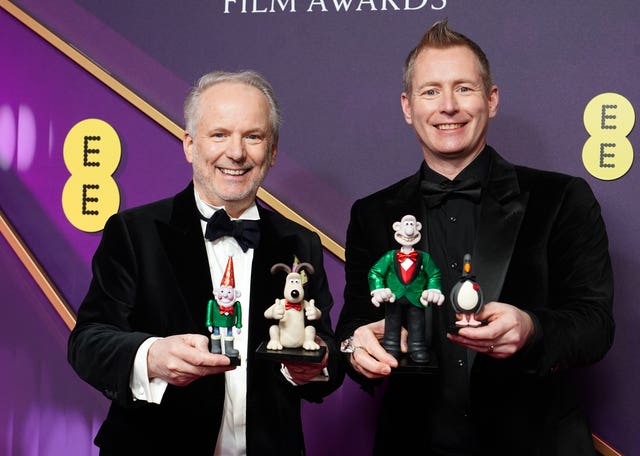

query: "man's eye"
left=246, top=134, right=263, bottom=144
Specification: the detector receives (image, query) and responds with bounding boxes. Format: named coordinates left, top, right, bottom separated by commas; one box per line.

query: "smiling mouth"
left=396, top=233, right=418, bottom=242
left=436, top=123, right=464, bottom=130
left=219, top=168, right=248, bottom=176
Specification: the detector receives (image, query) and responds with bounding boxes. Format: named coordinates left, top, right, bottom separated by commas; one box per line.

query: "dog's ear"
left=270, top=263, right=291, bottom=275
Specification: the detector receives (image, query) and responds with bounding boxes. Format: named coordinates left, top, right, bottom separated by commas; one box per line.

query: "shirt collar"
left=420, top=145, right=491, bottom=186
left=193, top=188, right=260, bottom=221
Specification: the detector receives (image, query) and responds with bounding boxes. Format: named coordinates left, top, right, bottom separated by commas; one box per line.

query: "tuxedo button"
left=449, top=216, right=457, bottom=223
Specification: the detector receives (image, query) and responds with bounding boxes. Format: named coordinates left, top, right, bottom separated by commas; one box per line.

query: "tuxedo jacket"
left=68, top=182, right=343, bottom=456
left=336, top=146, right=614, bottom=455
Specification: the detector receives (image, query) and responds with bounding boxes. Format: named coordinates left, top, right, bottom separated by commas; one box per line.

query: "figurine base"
left=255, top=341, right=326, bottom=363
left=210, top=352, right=241, bottom=366
left=392, top=349, right=439, bottom=374
left=447, top=320, right=489, bottom=334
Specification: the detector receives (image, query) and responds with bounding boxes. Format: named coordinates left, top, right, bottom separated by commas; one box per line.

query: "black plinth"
left=256, top=341, right=326, bottom=363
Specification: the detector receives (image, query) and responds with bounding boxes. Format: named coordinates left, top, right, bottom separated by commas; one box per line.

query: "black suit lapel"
left=473, top=148, right=528, bottom=302
left=158, top=183, right=213, bottom=331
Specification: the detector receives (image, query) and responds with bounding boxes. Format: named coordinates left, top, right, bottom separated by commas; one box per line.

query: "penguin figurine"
left=449, top=253, right=485, bottom=327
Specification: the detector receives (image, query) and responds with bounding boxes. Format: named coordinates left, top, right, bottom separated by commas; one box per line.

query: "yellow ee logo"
left=62, top=119, right=121, bottom=232
left=582, top=93, right=635, bottom=180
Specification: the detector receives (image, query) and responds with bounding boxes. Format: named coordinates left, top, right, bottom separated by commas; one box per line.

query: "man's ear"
left=488, top=85, right=499, bottom=119
left=183, top=131, right=194, bottom=163
left=269, top=144, right=278, bottom=167
left=400, top=92, right=413, bottom=125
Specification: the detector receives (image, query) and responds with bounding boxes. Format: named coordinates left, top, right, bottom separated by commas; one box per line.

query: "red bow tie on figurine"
left=396, top=250, right=418, bottom=262
left=218, top=305, right=235, bottom=316
left=284, top=300, right=302, bottom=311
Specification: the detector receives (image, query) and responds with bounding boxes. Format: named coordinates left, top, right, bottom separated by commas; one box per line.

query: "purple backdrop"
left=1, top=1, right=638, bottom=455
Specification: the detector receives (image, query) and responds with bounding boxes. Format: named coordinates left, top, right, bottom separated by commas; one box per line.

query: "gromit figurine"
left=264, top=258, right=321, bottom=350
left=368, top=214, right=444, bottom=363
left=206, top=255, right=242, bottom=360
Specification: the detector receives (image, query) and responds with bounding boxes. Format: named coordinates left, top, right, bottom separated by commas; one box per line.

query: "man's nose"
left=227, top=135, right=246, bottom=160
left=440, top=90, right=459, bottom=113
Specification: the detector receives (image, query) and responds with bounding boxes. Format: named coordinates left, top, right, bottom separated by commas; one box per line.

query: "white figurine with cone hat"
left=206, top=255, right=243, bottom=359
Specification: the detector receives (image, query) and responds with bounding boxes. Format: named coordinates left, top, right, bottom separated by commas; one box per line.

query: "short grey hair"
left=183, top=70, right=281, bottom=147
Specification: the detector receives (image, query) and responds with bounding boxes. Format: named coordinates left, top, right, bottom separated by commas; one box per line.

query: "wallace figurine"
left=368, top=214, right=444, bottom=364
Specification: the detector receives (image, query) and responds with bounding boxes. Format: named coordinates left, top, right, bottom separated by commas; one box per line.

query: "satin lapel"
left=472, top=149, right=528, bottom=302
left=158, top=184, right=213, bottom=329
left=247, top=210, right=273, bottom=354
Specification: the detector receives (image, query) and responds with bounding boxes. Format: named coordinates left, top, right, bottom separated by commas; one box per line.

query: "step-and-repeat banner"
left=1, top=1, right=637, bottom=454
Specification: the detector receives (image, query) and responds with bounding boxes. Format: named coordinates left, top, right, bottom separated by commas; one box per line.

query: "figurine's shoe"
left=210, top=336, right=222, bottom=354
left=224, top=339, right=239, bottom=357
left=409, top=350, right=431, bottom=364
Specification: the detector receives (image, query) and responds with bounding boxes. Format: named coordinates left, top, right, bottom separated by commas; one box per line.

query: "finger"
left=351, top=347, right=392, bottom=377
left=193, top=336, right=211, bottom=352
left=400, top=327, right=408, bottom=353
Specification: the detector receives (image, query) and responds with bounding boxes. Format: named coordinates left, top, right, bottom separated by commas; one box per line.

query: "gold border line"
left=0, top=208, right=76, bottom=331
left=594, top=435, right=623, bottom=456
left=0, top=0, right=345, bottom=262
left=0, top=2, right=623, bottom=455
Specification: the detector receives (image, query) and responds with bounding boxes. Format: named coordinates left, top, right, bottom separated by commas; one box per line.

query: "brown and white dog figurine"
left=264, top=261, right=321, bottom=350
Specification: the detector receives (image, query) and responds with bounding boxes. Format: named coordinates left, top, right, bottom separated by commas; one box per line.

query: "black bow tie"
left=203, top=209, right=260, bottom=252
left=421, top=178, right=482, bottom=208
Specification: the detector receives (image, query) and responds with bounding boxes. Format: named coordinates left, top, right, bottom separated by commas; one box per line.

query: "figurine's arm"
left=264, top=298, right=286, bottom=320
left=370, top=288, right=395, bottom=307
left=419, top=252, right=445, bottom=306
left=420, top=289, right=445, bottom=306
left=368, top=252, right=396, bottom=306
left=206, top=299, right=215, bottom=332
left=234, top=300, right=242, bottom=334
left=304, top=298, right=321, bottom=320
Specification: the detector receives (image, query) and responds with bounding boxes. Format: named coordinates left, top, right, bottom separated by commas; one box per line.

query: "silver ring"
left=488, top=345, right=495, bottom=352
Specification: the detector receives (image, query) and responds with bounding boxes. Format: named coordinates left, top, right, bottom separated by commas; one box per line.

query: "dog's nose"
left=291, top=289, right=300, bottom=299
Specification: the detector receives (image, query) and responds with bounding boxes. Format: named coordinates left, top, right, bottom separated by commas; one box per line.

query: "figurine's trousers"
left=383, top=297, right=428, bottom=354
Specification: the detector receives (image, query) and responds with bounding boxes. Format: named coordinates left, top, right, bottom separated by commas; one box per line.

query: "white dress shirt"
left=129, top=189, right=258, bottom=456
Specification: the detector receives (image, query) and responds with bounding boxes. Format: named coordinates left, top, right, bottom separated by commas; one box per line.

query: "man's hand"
left=347, top=320, right=406, bottom=378
left=283, top=337, right=328, bottom=384
left=147, top=334, right=236, bottom=386
left=447, top=302, right=535, bottom=358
